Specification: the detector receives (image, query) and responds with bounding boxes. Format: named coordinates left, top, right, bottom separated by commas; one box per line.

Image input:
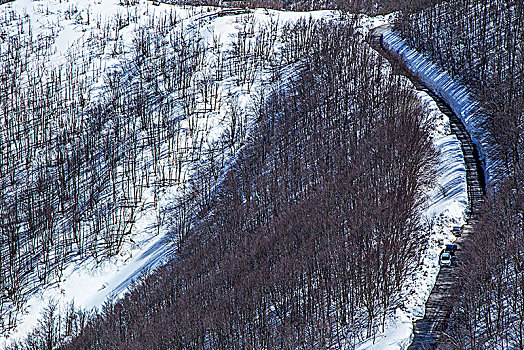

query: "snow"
left=0, top=2, right=469, bottom=348
left=382, top=29, right=503, bottom=189
left=356, top=26, right=481, bottom=350
left=355, top=89, right=467, bottom=350
left=0, top=1, right=340, bottom=346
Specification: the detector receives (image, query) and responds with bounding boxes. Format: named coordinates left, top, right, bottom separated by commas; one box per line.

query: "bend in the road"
left=367, top=26, right=486, bottom=350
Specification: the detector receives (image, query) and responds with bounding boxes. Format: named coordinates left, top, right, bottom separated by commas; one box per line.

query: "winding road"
left=368, top=26, right=486, bottom=350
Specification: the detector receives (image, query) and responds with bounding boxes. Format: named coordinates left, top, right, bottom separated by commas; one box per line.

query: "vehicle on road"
left=452, top=226, right=462, bottom=236
left=440, top=251, right=452, bottom=267
left=445, top=244, right=457, bottom=255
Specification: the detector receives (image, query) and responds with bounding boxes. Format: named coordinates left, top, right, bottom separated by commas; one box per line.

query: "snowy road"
left=368, top=26, right=485, bottom=350
left=406, top=86, right=484, bottom=350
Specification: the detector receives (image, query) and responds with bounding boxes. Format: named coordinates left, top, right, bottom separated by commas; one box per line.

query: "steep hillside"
left=0, top=1, right=473, bottom=349
left=397, top=1, right=524, bottom=348
left=54, top=17, right=456, bottom=350
left=0, top=0, right=286, bottom=340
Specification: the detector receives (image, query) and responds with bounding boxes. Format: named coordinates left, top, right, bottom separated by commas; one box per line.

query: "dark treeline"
left=47, top=18, right=438, bottom=349
left=450, top=177, right=524, bottom=349
left=398, top=1, right=524, bottom=348
left=162, top=0, right=441, bottom=15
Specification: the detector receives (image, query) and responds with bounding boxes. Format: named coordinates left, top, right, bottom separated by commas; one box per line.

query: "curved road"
left=367, top=26, right=486, bottom=350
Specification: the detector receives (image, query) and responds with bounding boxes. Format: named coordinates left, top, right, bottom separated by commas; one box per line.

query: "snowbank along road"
left=368, top=25, right=486, bottom=350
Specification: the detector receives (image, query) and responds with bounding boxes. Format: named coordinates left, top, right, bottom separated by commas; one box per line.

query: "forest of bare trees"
left=0, top=3, right=276, bottom=334
left=398, top=0, right=524, bottom=177
left=10, top=17, right=441, bottom=349
left=398, top=1, right=524, bottom=348
left=449, top=177, right=524, bottom=349
left=160, top=0, right=441, bottom=14
left=10, top=0, right=520, bottom=347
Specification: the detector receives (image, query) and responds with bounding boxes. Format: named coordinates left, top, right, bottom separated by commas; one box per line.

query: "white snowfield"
left=383, top=30, right=503, bottom=189
left=0, top=2, right=466, bottom=349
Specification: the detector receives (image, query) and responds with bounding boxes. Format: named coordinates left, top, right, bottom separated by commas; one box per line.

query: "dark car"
left=452, top=226, right=462, bottom=237
left=445, top=244, right=457, bottom=255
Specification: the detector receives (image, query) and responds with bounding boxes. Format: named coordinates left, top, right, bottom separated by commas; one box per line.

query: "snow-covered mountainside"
left=0, top=0, right=340, bottom=345
left=0, top=1, right=467, bottom=348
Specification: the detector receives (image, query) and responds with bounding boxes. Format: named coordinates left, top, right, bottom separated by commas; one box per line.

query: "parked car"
left=452, top=226, right=462, bottom=237
left=440, top=251, right=452, bottom=267
left=445, top=244, right=457, bottom=255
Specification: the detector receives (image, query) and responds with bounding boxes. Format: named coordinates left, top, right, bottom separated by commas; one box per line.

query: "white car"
left=440, top=252, right=452, bottom=267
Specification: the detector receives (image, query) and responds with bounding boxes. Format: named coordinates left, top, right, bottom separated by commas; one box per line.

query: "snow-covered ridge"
left=383, top=30, right=502, bottom=189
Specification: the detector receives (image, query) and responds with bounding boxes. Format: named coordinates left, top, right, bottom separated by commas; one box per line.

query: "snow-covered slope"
left=0, top=0, right=340, bottom=346
left=0, top=2, right=467, bottom=348
left=383, top=30, right=502, bottom=189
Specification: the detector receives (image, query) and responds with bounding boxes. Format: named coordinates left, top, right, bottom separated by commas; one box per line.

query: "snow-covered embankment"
left=383, top=30, right=502, bottom=189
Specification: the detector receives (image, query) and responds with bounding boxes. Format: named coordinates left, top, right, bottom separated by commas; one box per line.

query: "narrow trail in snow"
left=367, top=25, right=486, bottom=350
